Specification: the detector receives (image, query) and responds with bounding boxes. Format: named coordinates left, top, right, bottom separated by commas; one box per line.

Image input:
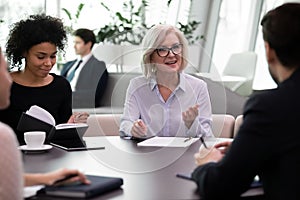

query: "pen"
left=176, top=173, right=193, bottom=181
left=200, top=137, right=208, bottom=149
left=184, top=137, right=192, bottom=142
left=53, top=174, right=78, bottom=185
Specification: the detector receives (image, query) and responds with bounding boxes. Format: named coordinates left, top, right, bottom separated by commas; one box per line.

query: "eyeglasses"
left=156, top=44, right=183, bottom=57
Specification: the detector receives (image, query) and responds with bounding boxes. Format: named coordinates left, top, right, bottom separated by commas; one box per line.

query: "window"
left=0, top=0, right=191, bottom=72
left=211, top=0, right=257, bottom=75
left=0, top=0, right=44, bottom=49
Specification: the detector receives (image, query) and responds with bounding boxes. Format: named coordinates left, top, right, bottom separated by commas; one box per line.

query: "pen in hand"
left=200, top=137, right=208, bottom=149
left=53, top=174, right=79, bottom=186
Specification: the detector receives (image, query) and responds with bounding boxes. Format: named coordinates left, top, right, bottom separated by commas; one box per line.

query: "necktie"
left=66, top=60, right=82, bottom=82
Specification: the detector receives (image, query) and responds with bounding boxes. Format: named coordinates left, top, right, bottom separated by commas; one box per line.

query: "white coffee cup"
left=24, top=131, right=46, bottom=148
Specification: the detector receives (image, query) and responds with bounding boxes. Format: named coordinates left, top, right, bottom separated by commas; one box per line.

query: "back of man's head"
left=261, top=3, right=300, bottom=68
left=73, top=28, right=96, bottom=50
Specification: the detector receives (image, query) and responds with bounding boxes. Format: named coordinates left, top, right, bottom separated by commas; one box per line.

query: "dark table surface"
left=23, top=136, right=263, bottom=199
left=24, top=136, right=201, bottom=200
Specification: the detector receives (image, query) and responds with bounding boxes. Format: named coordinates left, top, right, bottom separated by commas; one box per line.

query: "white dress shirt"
left=68, top=53, right=92, bottom=91
left=120, top=72, right=213, bottom=137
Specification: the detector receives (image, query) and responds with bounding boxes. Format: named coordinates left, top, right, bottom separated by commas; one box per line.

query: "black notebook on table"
left=37, top=175, right=123, bottom=198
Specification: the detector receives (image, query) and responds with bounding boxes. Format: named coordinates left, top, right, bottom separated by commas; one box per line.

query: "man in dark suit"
left=192, top=3, right=300, bottom=200
left=61, top=28, right=108, bottom=108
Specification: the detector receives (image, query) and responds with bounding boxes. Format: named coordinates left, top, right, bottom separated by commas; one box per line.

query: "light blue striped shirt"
left=119, top=72, right=213, bottom=138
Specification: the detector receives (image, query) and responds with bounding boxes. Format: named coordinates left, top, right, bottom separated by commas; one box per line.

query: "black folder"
left=17, top=112, right=55, bottom=143
left=37, top=175, right=123, bottom=198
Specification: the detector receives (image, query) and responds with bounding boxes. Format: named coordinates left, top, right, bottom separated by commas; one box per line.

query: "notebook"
left=17, top=105, right=104, bottom=151
left=37, top=175, right=123, bottom=198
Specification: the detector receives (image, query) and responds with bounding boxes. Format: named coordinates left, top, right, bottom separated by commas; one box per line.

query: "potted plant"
left=96, top=0, right=203, bottom=45
left=96, top=0, right=149, bottom=45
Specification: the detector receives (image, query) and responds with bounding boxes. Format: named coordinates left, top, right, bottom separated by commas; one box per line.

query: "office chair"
left=233, top=114, right=243, bottom=137
left=221, top=51, right=257, bottom=96
left=211, top=114, right=235, bottom=138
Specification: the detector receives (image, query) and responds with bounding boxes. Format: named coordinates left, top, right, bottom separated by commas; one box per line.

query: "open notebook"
left=17, top=105, right=103, bottom=151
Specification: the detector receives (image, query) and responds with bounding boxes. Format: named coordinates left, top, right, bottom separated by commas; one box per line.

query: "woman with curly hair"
left=0, top=47, right=90, bottom=200
left=0, top=14, right=88, bottom=145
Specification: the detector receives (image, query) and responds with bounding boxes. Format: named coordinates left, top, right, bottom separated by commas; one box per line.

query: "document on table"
left=24, top=185, right=44, bottom=198
left=137, top=136, right=199, bottom=147
left=204, top=137, right=234, bottom=148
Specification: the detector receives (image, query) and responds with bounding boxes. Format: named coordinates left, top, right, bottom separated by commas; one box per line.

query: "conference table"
left=23, top=136, right=262, bottom=199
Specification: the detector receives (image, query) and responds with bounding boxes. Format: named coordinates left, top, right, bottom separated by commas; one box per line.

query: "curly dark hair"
left=5, top=14, right=67, bottom=68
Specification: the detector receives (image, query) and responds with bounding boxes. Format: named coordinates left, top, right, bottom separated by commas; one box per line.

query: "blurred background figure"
left=61, top=28, right=108, bottom=108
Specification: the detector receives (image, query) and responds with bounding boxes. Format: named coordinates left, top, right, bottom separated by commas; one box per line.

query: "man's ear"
left=87, top=41, right=93, bottom=50
left=264, top=41, right=276, bottom=63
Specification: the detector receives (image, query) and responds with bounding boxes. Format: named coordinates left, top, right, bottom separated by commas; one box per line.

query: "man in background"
left=61, top=28, right=108, bottom=108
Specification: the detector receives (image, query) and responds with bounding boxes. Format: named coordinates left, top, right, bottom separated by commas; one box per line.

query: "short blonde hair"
left=141, top=24, right=188, bottom=78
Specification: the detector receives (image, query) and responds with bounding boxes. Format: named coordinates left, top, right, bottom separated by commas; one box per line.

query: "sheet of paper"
left=203, top=137, right=234, bottom=148
left=23, top=185, right=44, bottom=198
left=137, top=136, right=199, bottom=147
left=26, top=105, right=56, bottom=126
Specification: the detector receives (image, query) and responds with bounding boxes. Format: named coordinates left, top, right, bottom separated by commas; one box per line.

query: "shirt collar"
left=149, top=72, right=186, bottom=92
left=79, top=52, right=92, bottom=63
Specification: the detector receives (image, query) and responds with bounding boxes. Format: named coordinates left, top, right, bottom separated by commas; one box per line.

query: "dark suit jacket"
left=61, top=55, right=108, bottom=108
left=192, top=68, right=300, bottom=200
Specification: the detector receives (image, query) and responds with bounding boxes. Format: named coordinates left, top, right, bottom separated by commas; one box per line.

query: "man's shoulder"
left=89, top=55, right=105, bottom=64
left=244, top=88, right=281, bottom=114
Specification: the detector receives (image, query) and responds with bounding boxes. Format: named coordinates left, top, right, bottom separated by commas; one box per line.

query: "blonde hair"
left=141, top=24, right=188, bottom=78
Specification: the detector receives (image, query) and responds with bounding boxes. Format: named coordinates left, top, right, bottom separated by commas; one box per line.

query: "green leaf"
left=115, top=12, right=130, bottom=24
left=75, top=3, right=85, bottom=19
left=62, top=8, right=72, bottom=20
left=100, top=2, right=110, bottom=12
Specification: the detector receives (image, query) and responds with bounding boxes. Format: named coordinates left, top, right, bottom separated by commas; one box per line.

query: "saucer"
left=18, top=144, right=53, bottom=151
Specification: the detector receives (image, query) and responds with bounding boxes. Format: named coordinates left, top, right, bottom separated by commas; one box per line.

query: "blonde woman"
left=120, top=24, right=212, bottom=139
